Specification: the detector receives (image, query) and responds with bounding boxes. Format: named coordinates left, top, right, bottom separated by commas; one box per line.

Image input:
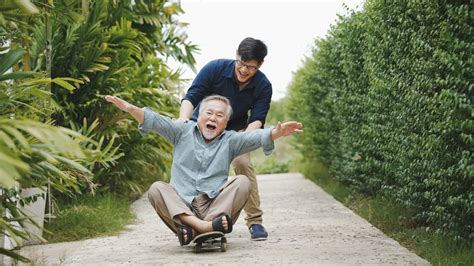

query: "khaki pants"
left=232, top=152, right=262, bottom=227
left=147, top=175, right=251, bottom=234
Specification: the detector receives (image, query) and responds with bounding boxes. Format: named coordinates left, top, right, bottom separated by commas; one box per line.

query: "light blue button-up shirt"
left=139, top=108, right=274, bottom=204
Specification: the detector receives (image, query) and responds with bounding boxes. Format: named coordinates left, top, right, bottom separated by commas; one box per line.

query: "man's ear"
left=259, top=59, right=265, bottom=67
left=235, top=50, right=239, bottom=58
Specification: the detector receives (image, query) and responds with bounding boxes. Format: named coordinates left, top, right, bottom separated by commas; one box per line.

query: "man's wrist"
left=126, top=104, right=139, bottom=114
left=245, top=120, right=263, bottom=132
left=271, top=128, right=281, bottom=140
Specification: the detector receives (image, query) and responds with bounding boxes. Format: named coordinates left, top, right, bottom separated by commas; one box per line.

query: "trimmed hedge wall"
left=288, top=0, right=472, bottom=242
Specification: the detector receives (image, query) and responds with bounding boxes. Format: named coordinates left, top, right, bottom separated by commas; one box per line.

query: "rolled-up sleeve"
left=229, top=127, right=274, bottom=158
left=260, top=127, right=275, bottom=155
left=138, top=107, right=182, bottom=145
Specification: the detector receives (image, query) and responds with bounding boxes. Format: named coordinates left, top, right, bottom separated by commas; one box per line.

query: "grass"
left=300, top=160, right=474, bottom=266
left=44, top=193, right=135, bottom=243
left=251, top=135, right=300, bottom=174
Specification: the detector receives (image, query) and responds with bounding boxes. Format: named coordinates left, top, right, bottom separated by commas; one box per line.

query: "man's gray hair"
left=199, top=95, right=233, bottom=120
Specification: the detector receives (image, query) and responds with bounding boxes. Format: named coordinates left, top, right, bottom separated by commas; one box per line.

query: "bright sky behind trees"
left=175, top=0, right=364, bottom=100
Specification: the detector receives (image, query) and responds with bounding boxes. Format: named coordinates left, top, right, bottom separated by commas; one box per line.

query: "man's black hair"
left=237, top=37, right=267, bottom=63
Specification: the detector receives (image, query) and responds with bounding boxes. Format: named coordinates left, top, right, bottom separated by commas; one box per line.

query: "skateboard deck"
left=191, top=231, right=227, bottom=253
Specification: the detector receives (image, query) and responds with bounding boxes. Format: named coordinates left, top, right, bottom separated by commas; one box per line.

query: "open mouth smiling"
left=206, top=124, right=217, bottom=130
left=238, top=71, right=249, bottom=78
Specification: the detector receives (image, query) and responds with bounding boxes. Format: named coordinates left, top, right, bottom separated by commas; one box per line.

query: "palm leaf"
left=0, top=71, right=35, bottom=81
left=13, top=0, right=39, bottom=14
left=0, top=247, right=29, bottom=263
left=0, top=47, right=24, bottom=75
left=0, top=165, right=20, bottom=188
left=52, top=78, right=77, bottom=91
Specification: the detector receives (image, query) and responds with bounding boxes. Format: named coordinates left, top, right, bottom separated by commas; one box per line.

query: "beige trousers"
left=232, top=152, right=262, bottom=227
left=147, top=175, right=251, bottom=234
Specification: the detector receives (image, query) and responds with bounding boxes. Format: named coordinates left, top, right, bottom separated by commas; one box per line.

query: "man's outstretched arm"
left=230, top=121, right=304, bottom=158
left=105, top=95, right=185, bottom=144
left=105, top=95, right=144, bottom=124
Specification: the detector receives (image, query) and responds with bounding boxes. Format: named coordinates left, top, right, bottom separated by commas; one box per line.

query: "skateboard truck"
left=191, top=231, right=227, bottom=253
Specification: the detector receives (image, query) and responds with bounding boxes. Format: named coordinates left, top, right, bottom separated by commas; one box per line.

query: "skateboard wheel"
left=220, top=237, right=227, bottom=252
left=194, top=243, right=202, bottom=253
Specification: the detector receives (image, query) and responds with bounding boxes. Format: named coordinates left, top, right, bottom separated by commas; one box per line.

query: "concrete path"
left=17, top=173, right=429, bottom=265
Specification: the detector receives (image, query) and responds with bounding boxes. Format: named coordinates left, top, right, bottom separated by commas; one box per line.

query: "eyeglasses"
left=235, top=60, right=259, bottom=72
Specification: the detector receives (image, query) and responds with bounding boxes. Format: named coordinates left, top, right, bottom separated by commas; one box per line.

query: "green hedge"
left=288, top=0, right=472, bottom=242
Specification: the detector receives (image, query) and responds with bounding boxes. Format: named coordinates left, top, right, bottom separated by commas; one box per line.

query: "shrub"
left=288, top=0, right=472, bottom=242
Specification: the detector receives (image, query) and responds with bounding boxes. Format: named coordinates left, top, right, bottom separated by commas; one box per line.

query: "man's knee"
left=235, top=175, right=251, bottom=195
left=148, top=181, right=168, bottom=205
left=232, top=154, right=251, bottom=170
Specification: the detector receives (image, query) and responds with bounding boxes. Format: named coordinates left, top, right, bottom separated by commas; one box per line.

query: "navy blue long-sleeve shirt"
left=183, top=59, right=273, bottom=131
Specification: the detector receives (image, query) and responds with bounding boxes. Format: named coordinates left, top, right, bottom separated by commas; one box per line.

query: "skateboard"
left=191, top=231, right=227, bottom=253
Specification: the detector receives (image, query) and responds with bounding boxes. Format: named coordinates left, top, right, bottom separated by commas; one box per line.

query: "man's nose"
left=240, top=66, right=250, bottom=73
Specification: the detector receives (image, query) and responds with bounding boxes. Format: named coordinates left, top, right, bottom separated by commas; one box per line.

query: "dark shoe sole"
left=251, top=236, right=268, bottom=241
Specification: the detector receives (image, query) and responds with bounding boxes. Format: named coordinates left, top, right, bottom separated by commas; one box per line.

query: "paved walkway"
left=17, top=173, right=428, bottom=265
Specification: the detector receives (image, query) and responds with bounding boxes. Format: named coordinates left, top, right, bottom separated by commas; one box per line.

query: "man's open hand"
left=271, top=121, right=303, bottom=140
left=105, top=95, right=133, bottom=112
left=105, top=95, right=145, bottom=124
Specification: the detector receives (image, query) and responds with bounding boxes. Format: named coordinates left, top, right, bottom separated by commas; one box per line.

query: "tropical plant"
left=0, top=41, right=91, bottom=265
left=0, top=0, right=120, bottom=262
left=1, top=0, right=195, bottom=261
left=49, top=0, right=197, bottom=196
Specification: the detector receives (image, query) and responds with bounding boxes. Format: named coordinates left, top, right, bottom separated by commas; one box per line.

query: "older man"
left=105, top=95, right=302, bottom=246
